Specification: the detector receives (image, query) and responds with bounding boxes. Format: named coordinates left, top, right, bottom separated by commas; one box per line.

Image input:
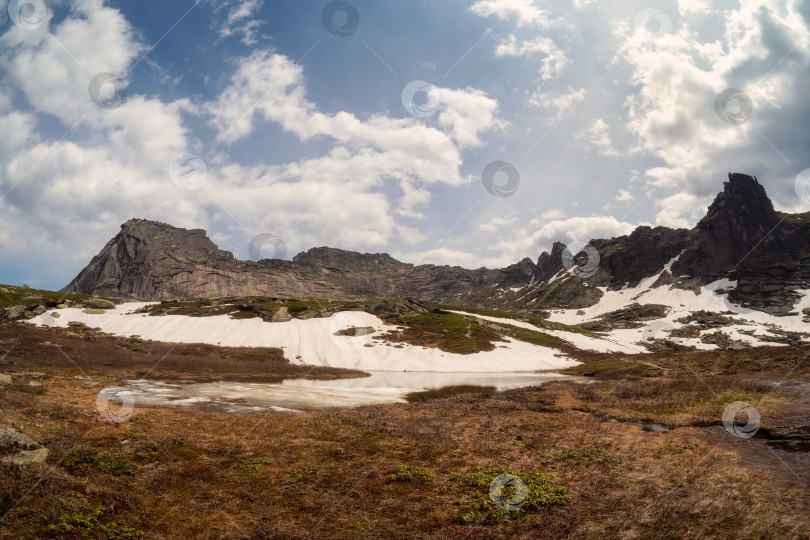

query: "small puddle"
left=104, top=371, right=576, bottom=412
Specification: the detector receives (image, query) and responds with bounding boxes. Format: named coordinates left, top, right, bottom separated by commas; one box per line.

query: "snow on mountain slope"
left=449, top=250, right=810, bottom=353
left=446, top=310, right=645, bottom=354
left=27, top=304, right=580, bottom=373
left=546, top=276, right=810, bottom=351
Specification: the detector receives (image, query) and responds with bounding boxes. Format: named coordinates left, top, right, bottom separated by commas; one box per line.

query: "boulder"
left=0, top=428, right=40, bottom=450
left=82, top=308, right=106, bottom=315
left=31, top=305, right=46, bottom=316
left=67, top=321, right=88, bottom=328
left=5, top=305, right=26, bottom=319
left=84, top=298, right=116, bottom=309
left=271, top=307, right=293, bottom=322
left=335, top=326, right=375, bottom=337
left=0, top=374, right=11, bottom=386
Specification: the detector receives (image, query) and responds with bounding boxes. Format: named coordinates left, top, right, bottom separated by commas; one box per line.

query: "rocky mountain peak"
left=63, top=173, right=810, bottom=314
left=708, top=173, right=781, bottom=232
left=533, top=242, right=566, bottom=283
left=671, top=172, right=800, bottom=282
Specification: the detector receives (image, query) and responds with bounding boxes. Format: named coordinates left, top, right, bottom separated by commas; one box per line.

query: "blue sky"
left=1, top=0, right=809, bottom=290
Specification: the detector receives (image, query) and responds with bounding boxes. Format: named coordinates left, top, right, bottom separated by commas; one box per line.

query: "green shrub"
left=386, top=464, right=432, bottom=484
left=63, top=448, right=137, bottom=476
left=46, top=492, right=144, bottom=538
left=552, top=446, right=616, bottom=465
left=47, top=491, right=104, bottom=536
left=454, top=464, right=568, bottom=524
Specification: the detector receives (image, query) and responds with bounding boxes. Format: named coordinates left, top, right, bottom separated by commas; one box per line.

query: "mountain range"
left=62, top=173, right=810, bottom=315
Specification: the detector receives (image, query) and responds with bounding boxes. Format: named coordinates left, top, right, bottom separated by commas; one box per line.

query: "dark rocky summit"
left=63, top=173, right=810, bottom=314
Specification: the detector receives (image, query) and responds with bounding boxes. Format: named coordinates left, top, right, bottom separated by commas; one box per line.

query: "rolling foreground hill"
left=63, top=173, right=810, bottom=316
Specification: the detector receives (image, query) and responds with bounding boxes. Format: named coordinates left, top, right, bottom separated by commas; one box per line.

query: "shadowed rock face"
left=671, top=173, right=810, bottom=313
left=63, top=173, right=810, bottom=314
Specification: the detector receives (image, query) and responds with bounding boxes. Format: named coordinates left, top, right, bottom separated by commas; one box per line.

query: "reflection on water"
left=109, top=371, right=577, bottom=411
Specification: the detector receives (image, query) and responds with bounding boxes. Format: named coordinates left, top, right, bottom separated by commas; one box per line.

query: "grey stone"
left=0, top=374, right=11, bottom=385
left=0, top=428, right=39, bottom=450
left=5, top=305, right=26, bottom=319
left=271, top=307, right=292, bottom=322
left=84, top=298, right=116, bottom=309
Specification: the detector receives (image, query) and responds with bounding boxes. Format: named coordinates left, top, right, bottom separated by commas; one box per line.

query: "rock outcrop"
left=0, top=426, right=49, bottom=465
left=62, top=173, right=810, bottom=314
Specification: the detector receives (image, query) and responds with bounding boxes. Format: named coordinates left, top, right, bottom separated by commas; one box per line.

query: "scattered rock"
left=581, top=303, right=669, bottom=331
left=669, top=325, right=701, bottom=338
left=335, top=326, right=375, bottom=337
left=674, top=310, right=740, bottom=329
left=701, top=331, right=749, bottom=350
left=756, top=325, right=810, bottom=345
left=67, top=321, right=88, bottom=328
left=82, top=308, right=106, bottom=315
left=22, top=372, right=48, bottom=378
left=638, top=338, right=696, bottom=353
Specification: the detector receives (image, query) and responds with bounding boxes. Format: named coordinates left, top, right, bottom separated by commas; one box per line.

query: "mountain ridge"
left=63, top=173, right=810, bottom=314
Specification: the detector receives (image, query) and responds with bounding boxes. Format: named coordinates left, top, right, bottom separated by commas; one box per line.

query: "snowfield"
left=542, top=269, right=810, bottom=352
left=462, top=253, right=810, bottom=353
left=28, top=304, right=580, bottom=373
left=26, top=258, right=810, bottom=370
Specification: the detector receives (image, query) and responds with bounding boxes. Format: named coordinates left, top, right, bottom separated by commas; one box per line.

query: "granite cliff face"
left=63, top=173, right=810, bottom=314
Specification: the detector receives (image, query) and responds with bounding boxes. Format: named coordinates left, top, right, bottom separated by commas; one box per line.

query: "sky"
left=1, top=0, right=809, bottom=290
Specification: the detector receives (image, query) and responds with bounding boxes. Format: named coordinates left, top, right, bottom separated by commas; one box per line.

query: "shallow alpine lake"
left=102, top=371, right=582, bottom=412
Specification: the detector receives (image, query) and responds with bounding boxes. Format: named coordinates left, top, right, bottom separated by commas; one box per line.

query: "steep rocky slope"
left=63, top=173, right=810, bottom=314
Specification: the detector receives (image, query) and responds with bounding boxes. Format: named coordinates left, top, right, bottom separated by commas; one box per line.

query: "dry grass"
left=377, top=311, right=501, bottom=354
left=0, top=322, right=807, bottom=539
